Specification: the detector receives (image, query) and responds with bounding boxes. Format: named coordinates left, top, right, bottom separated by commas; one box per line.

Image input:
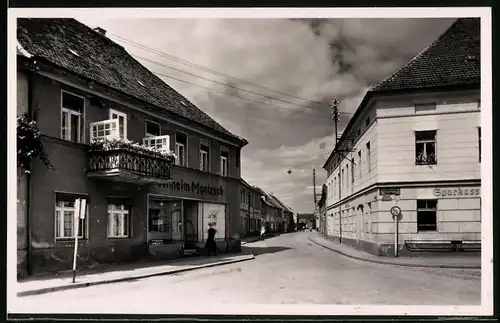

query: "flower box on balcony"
left=87, top=137, right=176, bottom=184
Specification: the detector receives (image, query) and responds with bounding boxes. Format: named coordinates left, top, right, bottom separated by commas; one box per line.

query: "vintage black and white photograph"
left=8, top=7, right=492, bottom=316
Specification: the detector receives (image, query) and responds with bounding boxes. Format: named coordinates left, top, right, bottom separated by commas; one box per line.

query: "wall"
left=17, top=70, right=29, bottom=276
left=149, top=165, right=241, bottom=241
left=325, top=105, right=378, bottom=208
left=376, top=91, right=481, bottom=183
left=31, top=73, right=242, bottom=180
left=374, top=185, right=481, bottom=245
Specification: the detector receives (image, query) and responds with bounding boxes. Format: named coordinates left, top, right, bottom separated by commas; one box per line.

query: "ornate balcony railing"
left=87, top=148, right=172, bottom=184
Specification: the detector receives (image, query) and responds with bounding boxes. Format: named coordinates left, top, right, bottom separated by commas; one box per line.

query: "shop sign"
left=433, top=188, right=480, bottom=198
left=379, top=188, right=401, bottom=196
left=165, top=179, right=224, bottom=196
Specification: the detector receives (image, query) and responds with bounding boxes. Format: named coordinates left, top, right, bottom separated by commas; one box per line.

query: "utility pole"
left=313, top=168, right=317, bottom=230
left=330, top=99, right=342, bottom=243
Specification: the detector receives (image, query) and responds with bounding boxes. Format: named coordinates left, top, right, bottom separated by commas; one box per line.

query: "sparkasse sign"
left=433, top=187, right=480, bottom=198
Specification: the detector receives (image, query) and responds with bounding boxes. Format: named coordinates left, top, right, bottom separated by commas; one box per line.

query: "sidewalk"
left=16, top=253, right=254, bottom=297
left=309, top=234, right=481, bottom=269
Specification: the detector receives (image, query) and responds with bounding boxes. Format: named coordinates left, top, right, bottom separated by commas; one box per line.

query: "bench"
left=405, top=240, right=481, bottom=253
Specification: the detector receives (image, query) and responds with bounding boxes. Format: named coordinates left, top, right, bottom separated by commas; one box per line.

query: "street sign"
left=390, top=206, right=402, bottom=218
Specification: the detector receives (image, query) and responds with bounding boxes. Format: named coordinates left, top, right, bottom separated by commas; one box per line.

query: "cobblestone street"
left=13, top=232, right=481, bottom=313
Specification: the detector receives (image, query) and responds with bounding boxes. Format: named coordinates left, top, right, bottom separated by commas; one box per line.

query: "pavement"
left=309, top=233, right=481, bottom=269
left=16, top=253, right=255, bottom=297
left=10, top=231, right=481, bottom=313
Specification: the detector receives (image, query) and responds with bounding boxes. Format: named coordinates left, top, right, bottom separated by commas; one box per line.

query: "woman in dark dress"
left=206, top=224, right=217, bottom=256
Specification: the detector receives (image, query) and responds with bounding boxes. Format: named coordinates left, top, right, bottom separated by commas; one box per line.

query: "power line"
left=109, top=32, right=353, bottom=116
left=151, top=69, right=335, bottom=119
left=109, top=32, right=325, bottom=105
left=134, top=54, right=351, bottom=115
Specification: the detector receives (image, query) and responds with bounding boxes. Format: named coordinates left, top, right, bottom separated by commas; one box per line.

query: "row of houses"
left=16, top=18, right=254, bottom=277
left=239, top=179, right=295, bottom=237
left=318, top=18, right=482, bottom=257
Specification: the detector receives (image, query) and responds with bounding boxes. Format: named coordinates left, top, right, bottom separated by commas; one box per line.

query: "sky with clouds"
left=77, top=16, right=455, bottom=213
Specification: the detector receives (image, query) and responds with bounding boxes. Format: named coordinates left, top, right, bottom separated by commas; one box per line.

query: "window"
left=357, top=150, right=362, bottom=178
left=220, top=149, right=229, bottom=176
left=200, top=141, right=210, bottom=172
left=143, top=135, right=170, bottom=152
left=107, top=200, right=130, bottom=238
left=415, top=130, right=437, bottom=165
left=346, top=164, right=349, bottom=191
left=351, top=159, right=355, bottom=184
left=366, top=142, right=371, bottom=172
left=415, top=103, right=437, bottom=113
left=478, top=127, right=481, bottom=162
left=109, top=109, right=127, bottom=139
left=61, top=91, right=84, bottom=143
left=145, top=120, right=161, bottom=137
left=417, top=200, right=437, bottom=231
left=90, top=119, right=119, bottom=141
left=55, top=193, right=87, bottom=239
left=341, top=168, right=345, bottom=192
left=175, top=132, right=187, bottom=167
left=333, top=176, right=337, bottom=200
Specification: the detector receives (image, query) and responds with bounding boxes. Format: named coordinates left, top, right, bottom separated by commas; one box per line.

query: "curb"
left=17, top=254, right=255, bottom=298
left=308, top=237, right=481, bottom=270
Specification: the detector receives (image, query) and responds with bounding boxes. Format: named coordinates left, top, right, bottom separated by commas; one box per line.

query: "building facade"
left=239, top=179, right=262, bottom=237
left=322, top=18, right=481, bottom=256
left=16, top=18, right=248, bottom=276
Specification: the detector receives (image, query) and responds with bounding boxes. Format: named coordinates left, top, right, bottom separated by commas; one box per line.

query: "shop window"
left=200, top=141, right=210, bottom=172
left=415, top=130, right=437, bottom=165
left=55, top=193, right=88, bottom=240
left=109, top=109, right=127, bottom=139
left=107, top=201, right=130, bottom=238
left=148, top=199, right=182, bottom=241
left=175, top=132, right=187, bottom=167
left=417, top=200, right=437, bottom=231
left=145, top=120, right=161, bottom=137
left=61, top=90, right=84, bottom=143
left=220, top=149, right=229, bottom=177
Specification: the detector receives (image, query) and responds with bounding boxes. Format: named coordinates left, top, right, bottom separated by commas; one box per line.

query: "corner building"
left=322, top=18, right=481, bottom=256
left=16, top=18, right=248, bottom=276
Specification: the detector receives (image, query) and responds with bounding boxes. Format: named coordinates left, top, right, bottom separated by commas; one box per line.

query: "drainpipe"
left=26, top=71, right=33, bottom=276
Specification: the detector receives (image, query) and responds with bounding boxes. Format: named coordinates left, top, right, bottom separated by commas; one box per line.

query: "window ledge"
left=107, top=236, right=130, bottom=240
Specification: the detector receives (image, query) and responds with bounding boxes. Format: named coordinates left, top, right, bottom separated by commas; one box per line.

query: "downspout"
left=26, top=71, right=33, bottom=276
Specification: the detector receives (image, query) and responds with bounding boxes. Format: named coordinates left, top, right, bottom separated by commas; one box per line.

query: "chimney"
left=94, top=27, right=107, bottom=36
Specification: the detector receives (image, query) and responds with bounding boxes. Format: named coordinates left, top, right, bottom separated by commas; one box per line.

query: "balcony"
left=87, top=119, right=174, bottom=185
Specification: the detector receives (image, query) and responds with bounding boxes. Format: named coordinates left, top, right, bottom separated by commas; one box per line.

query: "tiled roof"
left=17, top=18, right=247, bottom=145
left=371, top=18, right=480, bottom=92
left=269, top=193, right=293, bottom=213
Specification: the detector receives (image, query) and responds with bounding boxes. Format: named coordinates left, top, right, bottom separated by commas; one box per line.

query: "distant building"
left=268, top=193, right=294, bottom=233
left=296, top=213, right=315, bottom=230
left=322, top=18, right=481, bottom=256
left=239, top=178, right=262, bottom=237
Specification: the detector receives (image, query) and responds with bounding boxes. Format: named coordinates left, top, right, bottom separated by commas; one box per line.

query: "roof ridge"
left=370, top=18, right=461, bottom=92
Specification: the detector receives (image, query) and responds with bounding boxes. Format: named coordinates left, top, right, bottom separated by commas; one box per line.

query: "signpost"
left=72, top=198, right=86, bottom=283
left=390, top=205, right=402, bottom=257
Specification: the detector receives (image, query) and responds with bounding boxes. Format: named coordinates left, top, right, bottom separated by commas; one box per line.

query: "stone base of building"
left=325, top=235, right=481, bottom=257
left=20, top=239, right=242, bottom=277
left=17, top=250, right=28, bottom=279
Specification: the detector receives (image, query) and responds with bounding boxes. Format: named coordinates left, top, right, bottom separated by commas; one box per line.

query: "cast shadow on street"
left=241, top=245, right=293, bottom=256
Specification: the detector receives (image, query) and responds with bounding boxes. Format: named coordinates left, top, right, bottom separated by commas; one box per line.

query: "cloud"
left=77, top=16, right=455, bottom=212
